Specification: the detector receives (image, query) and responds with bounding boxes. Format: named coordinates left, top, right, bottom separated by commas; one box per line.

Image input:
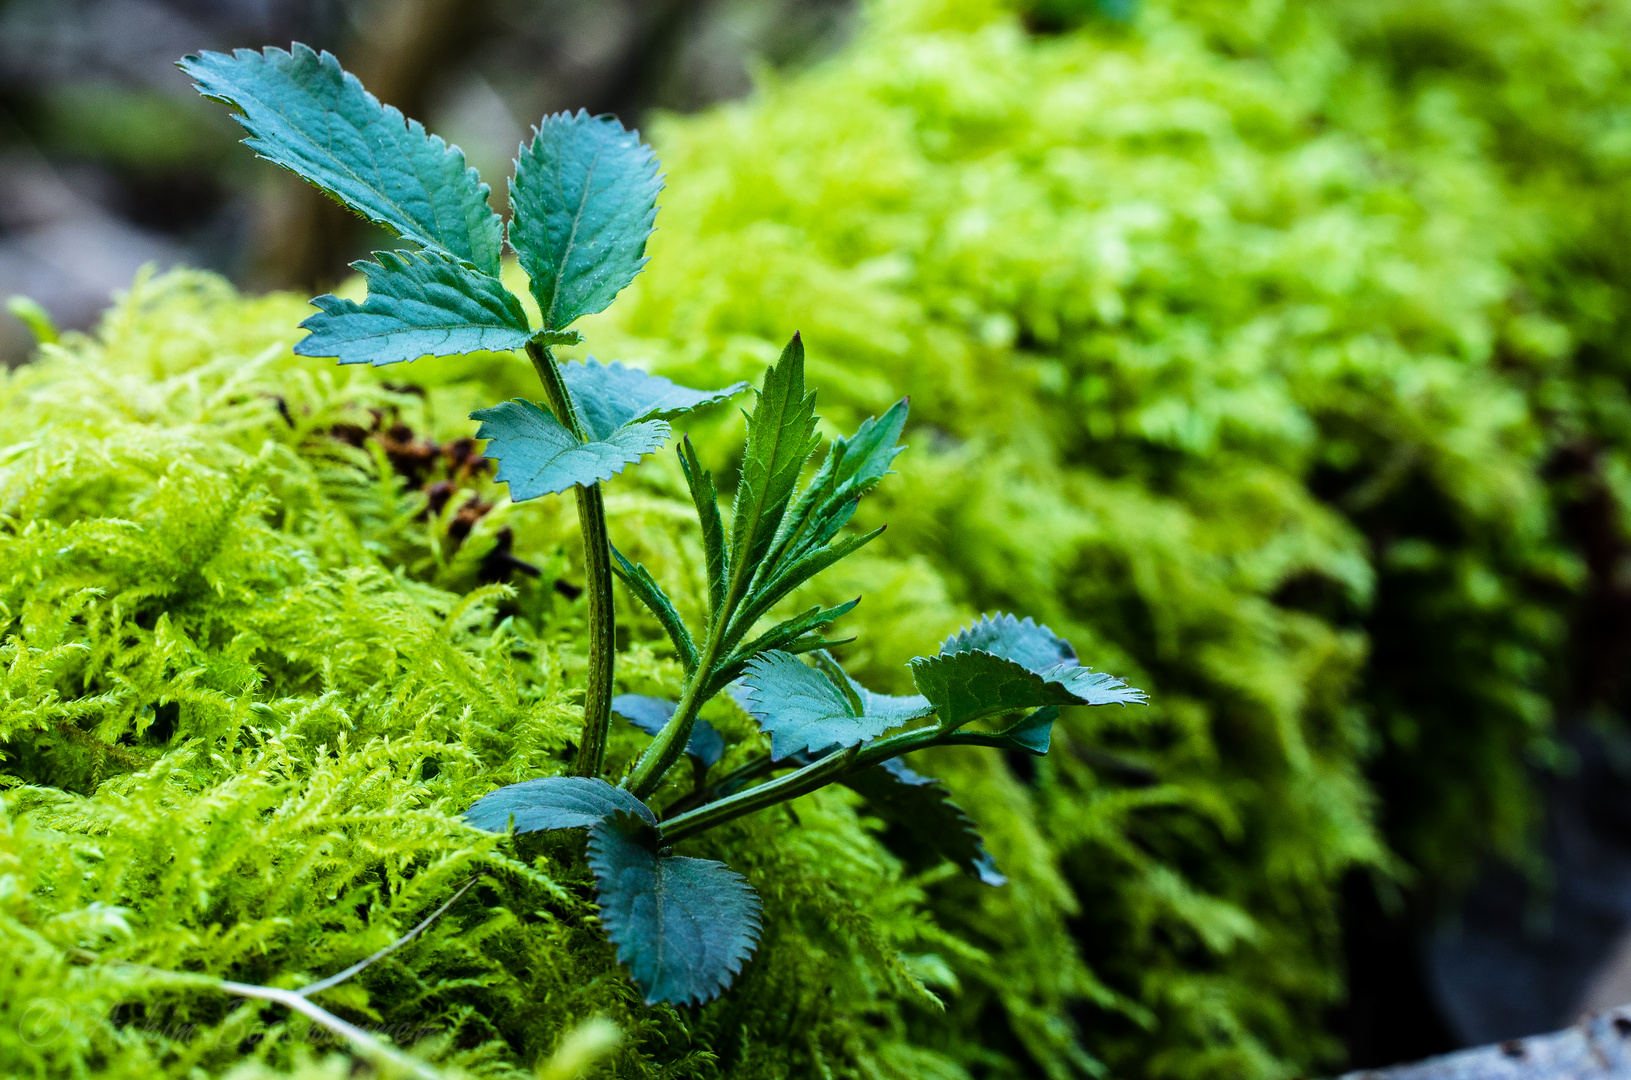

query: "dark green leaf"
left=727, top=334, right=820, bottom=599
left=940, top=613, right=1077, bottom=671
left=613, top=694, right=725, bottom=768
left=296, top=250, right=531, bottom=366
left=740, top=650, right=930, bottom=759
left=181, top=44, right=502, bottom=274
left=767, top=398, right=909, bottom=572
left=610, top=547, right=700, bottom=672
left=465, top=775, right=655, bottom=833
left=918, top=613, right=1146, bottom=725
left=842, top=759, right=1005, bottom=885
left=725, top=530, right=880, bottom=649
left=908, top=649, right=1085, bottom=728
left=561, top=360, right=747, bottom=441
left=471, top=399, right=668, bottom=500
left=945, top=706, right=1059, bottom=755
left=510, top=111, right=662, bottom=330
left=679, top=437, right=728, bottom=617
left=588, top=812, right=762, bottom=1005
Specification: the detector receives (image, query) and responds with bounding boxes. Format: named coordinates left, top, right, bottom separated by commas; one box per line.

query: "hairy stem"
left=659, top=724, right=946, bottom=843
left=527, top=340, right=615, bottom=778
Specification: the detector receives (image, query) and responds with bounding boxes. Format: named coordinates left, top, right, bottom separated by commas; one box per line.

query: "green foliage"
left=561, top=361, right=747, bottom=441
left=298, top=250, right=533, bottom=366
left=464, top=776, right=656, bottom=833
left=739, top=650, right=933, bottom=758
left=587, top=813, right=762, bottom=1007
left=471, top=399, right=670, bottom=497
left=511, top=112, right=664, bottom=331
left=180, top=44, right=504, bottom=275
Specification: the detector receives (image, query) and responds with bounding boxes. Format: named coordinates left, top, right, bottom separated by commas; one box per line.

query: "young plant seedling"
left=185, top=44, right=1147, bottom=1008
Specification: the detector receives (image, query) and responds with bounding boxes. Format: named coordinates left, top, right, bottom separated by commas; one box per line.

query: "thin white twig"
left=298, top=875, right=480, bottom=998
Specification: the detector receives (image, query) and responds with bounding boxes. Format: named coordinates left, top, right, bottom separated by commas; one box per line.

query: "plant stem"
left=623, top=626, right=724, bottom=798
left=527, top=340, right=614, bottom=778
left=659, top=724, right=947, bottom=843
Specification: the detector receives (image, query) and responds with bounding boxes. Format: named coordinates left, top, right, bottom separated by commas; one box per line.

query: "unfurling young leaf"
left=740, top=650, right=932, bottom=759
left=465, top=776, right=656, bottom=834
left=561, top=361, right=748, bottom=441
left=587, top=812, right=762, bottom=1006
left=612, top=694, right=725, bottom=768
left=510, top=111, right=663, bottom=331
left=296, top=250, right=533, bottom=366
left=181, top=44, right=503, bottom=275
left=678, top=436, right=728, bottom=617
left=471, top=399, right=669, bottom=500
left=843, top=759, right=1006, bottom=885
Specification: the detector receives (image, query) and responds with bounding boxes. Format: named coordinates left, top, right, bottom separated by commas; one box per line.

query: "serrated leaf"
left=609, top=546, right=701, bottom=672
left=842, top=758, right=1005, bottom=885
left=588, top=812, right=762, bottom=1005
left=908, top=650, right=1086, bottom=728
left=724, top=530, right=880, bottom=649
left=181, top=44, right=501, bottom=274
left=926, top=613, right=1147, bottom=721
left=940, top=613, right=1078, bottom=671
left=679, top=436, right=728, bottom=617
left=612, top=694, right=724, bottom=768
left=562, top=361, right=747, bottom=441
left=741, top=651, right=931, bottom=759
left=296, top=249, right=531, bottom=366
left=465, top=775, right=655, bottom=833
left=472, top=399, right=668, bottom=500
left=769, top=398, right=909, bottom=572
left=510, top=111, right=662, bottom=330
left=728, top=334, right=820, bottom=599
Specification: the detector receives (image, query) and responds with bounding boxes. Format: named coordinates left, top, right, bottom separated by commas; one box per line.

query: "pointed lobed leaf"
left=510, top=111, right=662, bottom=330
left=741, top=651, right=930, bottom=759
left=472, top=399, right=668, bottom=501
left=610, top=547, right=700, bottom=672
left=728, top=335, right=821, bottom=596
left=612, top=694, right=724, bottom=768
left=588, top=812, right=762, bottom=1005
left=181, top=44, right=502, bottom=274
left=296, top=250, right=531, bottom=366
left=843, top=758, right=1005, bottom=885
left=465, top=775, right=655, bottom=834
left=561, top=361, right=748, bottom=442
left=679, top=437, right=728, bottom=617
left=774, top=398, right=909, bottom=570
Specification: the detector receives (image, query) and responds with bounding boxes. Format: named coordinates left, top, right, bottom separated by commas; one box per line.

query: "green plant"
left=183, top=43, right=1145, bottom=1007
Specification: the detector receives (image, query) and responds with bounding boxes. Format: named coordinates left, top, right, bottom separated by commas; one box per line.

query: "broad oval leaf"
left=612, top=694, right=725, bottom=768
left=588, top=812, right=762, bottom=1005
left=465, top=775, right=655, bottom=834
left=741, top=651, right=931, bottom=759
left=843, top=759, right=1005, bottom=885
left=296, top=250, right=532, bottom=366
left=472, top=399, right=669, bottom=500
left=181, top=44, right=502, bottom=275
left=510, top=111, right=663, bottom=330
left=562, top=361, right=748, bottom=441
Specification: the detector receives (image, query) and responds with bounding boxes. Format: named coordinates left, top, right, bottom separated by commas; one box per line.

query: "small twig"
left=298, top=874, right=479, bottom=998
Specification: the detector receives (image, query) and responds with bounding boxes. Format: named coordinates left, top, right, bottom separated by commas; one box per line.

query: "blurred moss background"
left=6, top=0, right=1631, bottom=1076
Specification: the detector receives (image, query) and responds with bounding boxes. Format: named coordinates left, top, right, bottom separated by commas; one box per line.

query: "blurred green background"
left=7, top=0, right=1631, bottom=1075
